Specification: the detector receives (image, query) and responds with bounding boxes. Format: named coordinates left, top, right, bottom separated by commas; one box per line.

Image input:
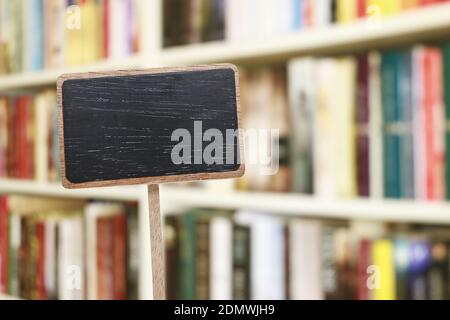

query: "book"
left=443, top=44, right=450, bottom=200
left=288, top=220, right=323, bottom=299
left=369, top=52, right=384, bottom=198
left=337, top=0, right=357, bottom=23
left=356, top=54, right=371, bottom=197
left=408, top=239, right=431, bottom=300
left=0, top=196, right=8, bottom=293
left=371, top=239, right=396, bottom=300
left=288, top=57, right=316, bottom=194
left=210, top=215, right=232, bottom=300
left=235, top=211, right=286, bottom=300
left=57, top=213, right=84, bottom=300
left=428, top=240, right=449, bottom=300
left=381, top=51, right=403, bottom=198
left=315, top=58, right=357, bottom=197
left=232, top=224, right=250, bottom=300
left=413, top=46, right=445, bottom=200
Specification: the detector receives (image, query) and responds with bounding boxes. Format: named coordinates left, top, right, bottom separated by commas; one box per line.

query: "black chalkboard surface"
left=57, top=64, right=244, bottom=189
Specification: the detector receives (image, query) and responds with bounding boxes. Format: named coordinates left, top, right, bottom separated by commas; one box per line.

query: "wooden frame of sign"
left=57, top=64, right=245, bottom=300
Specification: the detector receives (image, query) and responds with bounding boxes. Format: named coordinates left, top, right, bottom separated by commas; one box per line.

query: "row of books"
left=0, top=90, right=60, bottom=181
left=0, top=195, right=139, bottom=300
left=3, top=42, right=450, bottom=202
left=165, top=209, right=450, bottom=300
left=288, top=44, right=450, bottom=200
left=0, top=0, right=140, bottom=75
left=163, top=0, right=450, bottom=47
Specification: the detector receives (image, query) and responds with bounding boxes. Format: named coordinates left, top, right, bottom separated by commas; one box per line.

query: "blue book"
left=25, top=0, right=44, bottom=71
left=292, top=0, right=304, bottom=30
left=408, top=241, right=431, bottom=300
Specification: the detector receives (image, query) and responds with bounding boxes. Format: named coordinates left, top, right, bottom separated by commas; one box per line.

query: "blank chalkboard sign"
left=57, top=64, right=244, bottom=189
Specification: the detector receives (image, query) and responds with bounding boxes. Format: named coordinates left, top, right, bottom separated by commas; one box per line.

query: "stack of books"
left=163, top=0, right=450, bottom=47
left=165, top=209, right=450, bottom=300
left=0, top=0, right=140, bottom=75
left=0, top=90, right=59, bottom=182
left=0, top=195, right=139, bottom=300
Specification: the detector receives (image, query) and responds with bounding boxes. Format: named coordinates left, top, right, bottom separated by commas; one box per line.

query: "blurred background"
left=1, top=0, right=450, bottom=300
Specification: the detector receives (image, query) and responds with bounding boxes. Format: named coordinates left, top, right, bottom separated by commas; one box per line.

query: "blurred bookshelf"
left=2, top=0, right=450, bottom=301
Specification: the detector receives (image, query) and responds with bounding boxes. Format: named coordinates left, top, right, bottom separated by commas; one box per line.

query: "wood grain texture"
left=57, top=64, right=245, bottom=189
left=148, top=184, right=165, bottom=300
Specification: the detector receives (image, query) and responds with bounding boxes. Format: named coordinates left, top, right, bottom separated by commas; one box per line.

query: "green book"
left=381, top=51, right=402, bottom=198
left=178, top=212, right=197, bottom=300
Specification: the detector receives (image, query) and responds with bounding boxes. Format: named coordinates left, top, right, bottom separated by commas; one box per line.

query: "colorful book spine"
left=372, top=239, right=396, bottom=300
left=381, top=51, right=402, bottom=198
left=443, top=44, right=450, bottom=200
left=356, top=55, right=371, bottom=197
left=0, top=196, right=8, bottom=293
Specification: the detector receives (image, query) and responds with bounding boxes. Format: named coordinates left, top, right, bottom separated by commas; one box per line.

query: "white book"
left=235, top=211, right=286, bottom=300
left=44, top=219, right=57, bottom=299
left=314, top=0, right=332, bottom=27
left=209, top=216, right=233, bottom=300
left=369, top=52, right=384, bottom=198
left=315, top=59, right=339, bottom=197
left=58, top=214, right=85, bottom=300
left=289, top=220, right=323, bottom=300
left=108, top=0, right=129, bottom=59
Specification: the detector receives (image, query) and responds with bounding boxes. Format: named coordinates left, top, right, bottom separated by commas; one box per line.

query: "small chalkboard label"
left=57, top=64, right=245, bottom=189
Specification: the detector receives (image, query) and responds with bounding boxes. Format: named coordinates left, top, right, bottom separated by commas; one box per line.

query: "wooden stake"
left=148, top=184, right=166, bottom=300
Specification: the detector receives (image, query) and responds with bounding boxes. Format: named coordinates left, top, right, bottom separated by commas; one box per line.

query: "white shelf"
left=2, top=179, right=450, bottom=224
left=161, top=187, right=450, bottom=225
left=0, top=55, right=143, bottom=92
left=0, top=179, right=144, bottom=201
left=161, top=4, right=450, bottom=66
left=0, top=293, right=20, bottom=300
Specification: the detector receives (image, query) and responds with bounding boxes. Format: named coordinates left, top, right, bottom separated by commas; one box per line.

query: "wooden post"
left=147, top=184, right=166, bottom=300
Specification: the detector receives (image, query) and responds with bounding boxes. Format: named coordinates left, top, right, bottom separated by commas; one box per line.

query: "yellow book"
left=337, top=0, right=357, bottom=24
left=81, top=0, right=102, bottom=63
left=371, top=239, right=396, bottom=300
left=335, top=58, right=357, bottom=197
left=384, top=0, right=402, bottom=16
left=65, top=1, right=84, bottom=66
left=367, top=0, right=402, bottom=17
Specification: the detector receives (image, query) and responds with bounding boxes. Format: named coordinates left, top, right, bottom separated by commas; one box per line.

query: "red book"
left=357, top=0, right=367, bottom=18
left=0, top=196, right=8, bottom=293
left=36, top=222, right=47, bottom=300
left=112, top=214, right=126, bottom=300
left=423, top=48, right=445, bottom=200
left=14, top=97, right=34, bottom=179
left=356, top=239, right=371, bottom=300
left=97, top=217, right=114, bottom=300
